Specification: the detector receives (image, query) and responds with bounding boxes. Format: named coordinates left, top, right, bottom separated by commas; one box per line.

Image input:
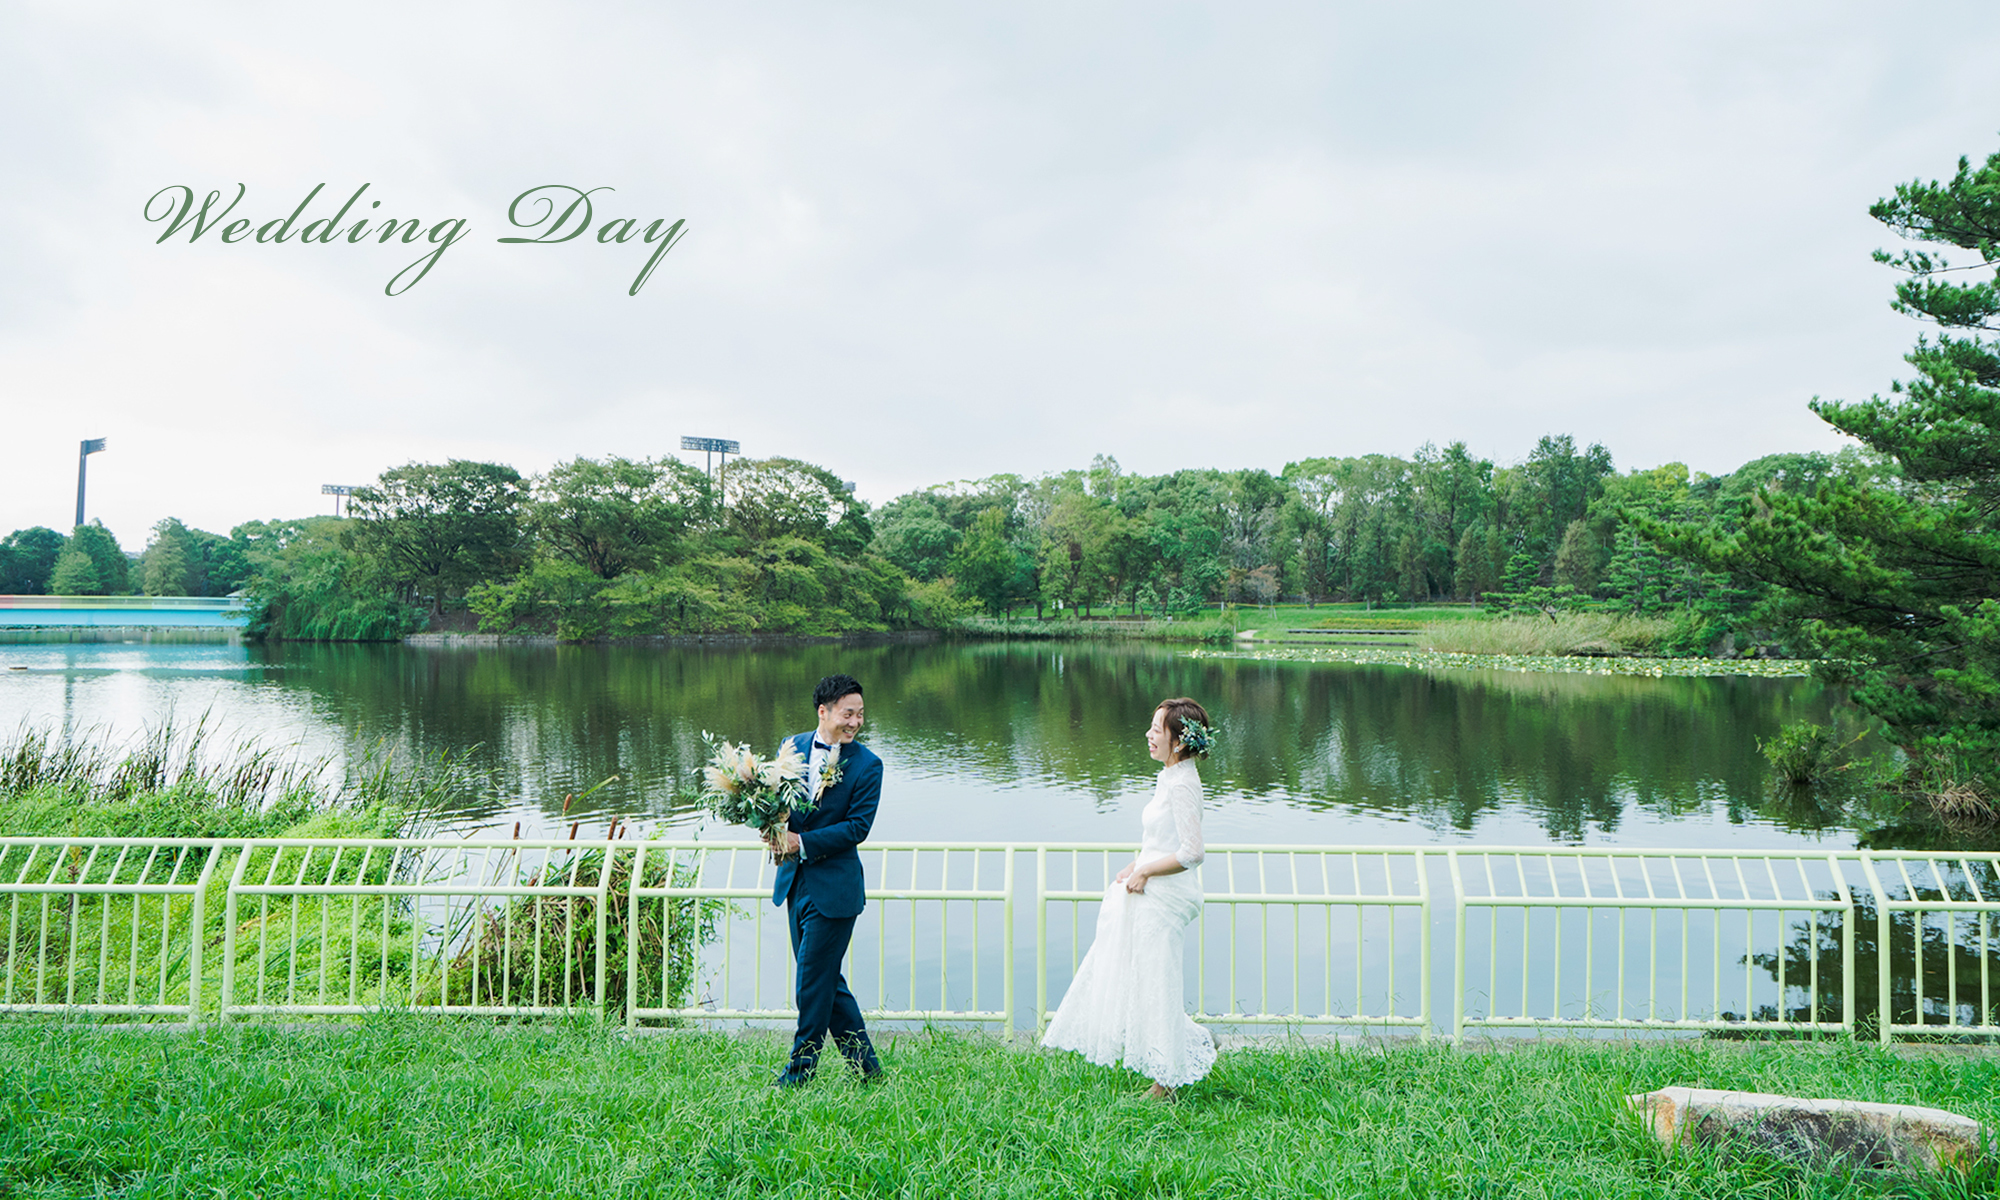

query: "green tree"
left=0, top=527, right=65, bottom=594
left=947, top=508, right=1022, bottom=615
left=873, top=494, right=960, bottom=581
left=61, top=523, right=128, bottom=596
left=1551, top=520, right=1601, bottom=595
left=1411, top=441, right=1495, bottom=593
left=1655, top=141, right=2000, bottom=791
left=141, top=518, right=201, bottom=597
left=237, top=516, right=425, bottom=640
left=1452, top=524, right=1502, bottom=599
left=528, top=456, right=709, bottom=579
left=347, top=461, right=528, bottom=612
left=48, top=546, right=102, bottom=595
left=1517, top=434, right=1615, bottom=565
left=1038, top=491, right=1114, bottom=614
left=719, top=457, right=876, bottom=558
left=1500, top=547, right=1540, bottom=596
left=193, top=528, right=253, bottom=595
left=1602, top=524, right=1670, bottom=612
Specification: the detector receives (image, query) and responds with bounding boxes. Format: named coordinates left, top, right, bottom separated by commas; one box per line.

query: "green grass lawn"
left=3, top=1022, right=1996, bottom=1198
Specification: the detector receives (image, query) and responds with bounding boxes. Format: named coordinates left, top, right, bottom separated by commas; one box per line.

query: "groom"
left=765, top=673, right=884, bottom=1086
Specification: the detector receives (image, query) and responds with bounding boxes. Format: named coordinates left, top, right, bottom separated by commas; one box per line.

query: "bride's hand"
left=1114, top=863, right=1134, bottom=883
left=1124, top=871, right=1148, bottom=894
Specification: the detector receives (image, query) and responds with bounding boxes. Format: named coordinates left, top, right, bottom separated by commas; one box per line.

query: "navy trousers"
left=780, top=884, right=880, bottom=1081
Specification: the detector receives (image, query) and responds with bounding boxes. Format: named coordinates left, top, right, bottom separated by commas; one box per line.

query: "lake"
left=0, top=638, right=1876, bottom=851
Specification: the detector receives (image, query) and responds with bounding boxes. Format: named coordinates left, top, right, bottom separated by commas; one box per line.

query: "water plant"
left=1759, top=721, right=1865, bottom=788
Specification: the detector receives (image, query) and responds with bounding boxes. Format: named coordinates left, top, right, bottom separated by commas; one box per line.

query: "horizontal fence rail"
left=1, top=837, right=1995, bottom=1044
left=1039, top=846, right=1429, bottom=1032
left=1449, top=850, right=1856, bottom=1040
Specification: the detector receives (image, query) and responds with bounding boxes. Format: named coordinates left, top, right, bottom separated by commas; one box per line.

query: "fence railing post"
left=626, top=842, right=647, bottom=1030
left=187, top=840, right=225, bottom=1027
left=1417, top=851, right=1432, bottom=1041
left=1448, top=851, right=1466, bottom=1045
left=1861, top=853, right=1892, bottom=1043
left=1003, top=846, right=1016, bottom=1037
left=1832, top=853, right=1855, bottom=1038
left=594, top=840, right=614, bottom=1025
left=220, top=840, right=261, bottom=1023
left=1035, top=847, right=1047, bottom=1035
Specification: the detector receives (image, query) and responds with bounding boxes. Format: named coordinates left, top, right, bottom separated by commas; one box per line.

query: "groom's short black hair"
left=814, top=674, right=863, bottom=709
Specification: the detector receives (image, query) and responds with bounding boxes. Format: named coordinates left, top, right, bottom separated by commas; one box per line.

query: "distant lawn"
left=1232, top=603, right=1487, bottom=635
left=3, top=1021, right=1995, bottom=1198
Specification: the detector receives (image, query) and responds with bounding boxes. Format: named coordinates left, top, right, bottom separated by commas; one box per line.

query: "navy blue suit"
left=771, top=731, right=881, bottom=1081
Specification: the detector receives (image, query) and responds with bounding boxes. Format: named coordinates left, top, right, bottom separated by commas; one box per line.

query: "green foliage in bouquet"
left=693, top=733, right=814, bottom=834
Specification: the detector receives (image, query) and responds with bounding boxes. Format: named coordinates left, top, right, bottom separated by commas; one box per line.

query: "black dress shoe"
left=771, top=1061, right=816, bottom=1088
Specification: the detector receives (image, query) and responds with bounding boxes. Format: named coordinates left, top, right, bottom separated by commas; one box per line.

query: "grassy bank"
left=957, top=614, right=1237, bottom=642
left=1, top=1023, right=1994, bottom=1199
left=1190, top=644, right=1815, bottom=678
left=0, top=718, right=439, bottom=840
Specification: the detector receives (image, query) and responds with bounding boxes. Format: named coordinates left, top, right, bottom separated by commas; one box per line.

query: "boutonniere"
left=815, top=743, right=845, bottom=800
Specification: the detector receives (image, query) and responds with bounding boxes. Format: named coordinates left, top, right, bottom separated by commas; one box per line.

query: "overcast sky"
left=4, top=1, right=1999, bottom=550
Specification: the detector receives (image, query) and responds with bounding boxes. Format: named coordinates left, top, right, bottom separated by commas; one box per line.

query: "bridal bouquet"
left=692, top=733, right=816, bottom=844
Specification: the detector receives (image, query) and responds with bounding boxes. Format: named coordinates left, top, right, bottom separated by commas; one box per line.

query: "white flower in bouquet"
left=693, top=732, right=814, bottom=835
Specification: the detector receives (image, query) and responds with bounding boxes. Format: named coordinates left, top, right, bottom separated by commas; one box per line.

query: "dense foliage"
left=0, top=445, right=1886, bottom=647
left=1654, top=142, right=2000, bottom=800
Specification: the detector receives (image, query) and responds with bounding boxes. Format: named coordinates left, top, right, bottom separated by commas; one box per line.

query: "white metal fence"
left=1860, top=851, right=2000, bottom=1039
left=2, top=837, right=1994, bottom=1043
left=1449, top=850, right=1855, bottom=1039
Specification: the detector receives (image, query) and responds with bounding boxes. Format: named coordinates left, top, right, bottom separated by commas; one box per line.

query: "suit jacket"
left=769, top=732, right=881, bottom=918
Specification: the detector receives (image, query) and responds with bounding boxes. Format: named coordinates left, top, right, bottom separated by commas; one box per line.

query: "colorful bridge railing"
left=3, top=837, right=1996, bottom=1043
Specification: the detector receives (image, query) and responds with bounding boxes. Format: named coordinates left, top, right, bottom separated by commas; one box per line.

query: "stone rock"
left=1628, top=1086, right=1989, bottom=1173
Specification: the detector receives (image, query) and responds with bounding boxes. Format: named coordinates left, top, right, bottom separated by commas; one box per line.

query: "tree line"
left=0, top=436, right=1851, bottom=654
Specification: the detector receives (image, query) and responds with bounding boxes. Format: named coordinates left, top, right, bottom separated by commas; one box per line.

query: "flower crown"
left=1176, top=718, right=1216, bottom=758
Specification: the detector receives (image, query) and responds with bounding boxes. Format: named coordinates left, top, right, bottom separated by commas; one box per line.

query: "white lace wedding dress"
left=1041, top=758, right=1217, bottom=1087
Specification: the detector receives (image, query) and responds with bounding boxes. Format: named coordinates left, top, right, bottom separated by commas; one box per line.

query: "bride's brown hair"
left=1156, top=697, right=1211, bottom=761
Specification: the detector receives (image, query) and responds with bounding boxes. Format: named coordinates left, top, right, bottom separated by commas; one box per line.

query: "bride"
left=1041, top=697, right=1218, bottom=1099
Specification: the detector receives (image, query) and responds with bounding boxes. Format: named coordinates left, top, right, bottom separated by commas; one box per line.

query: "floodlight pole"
left=321, top=484, right=357, bottom=517
left=74, top=438, right=106, bottom=528
left=680, top=435, right=741, bottom=511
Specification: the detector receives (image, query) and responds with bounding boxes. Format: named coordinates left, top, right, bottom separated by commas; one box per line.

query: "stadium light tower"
left=321, top=484, right=359, bottom=517
left=74, top=438, right=106, bottom=528
left=680, top=435, right=740, bottom=504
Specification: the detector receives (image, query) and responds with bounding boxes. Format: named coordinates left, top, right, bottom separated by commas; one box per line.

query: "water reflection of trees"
left=1755, top=887, right=2000, bottom=1033
left=252, top=642, right=1851, bottom=840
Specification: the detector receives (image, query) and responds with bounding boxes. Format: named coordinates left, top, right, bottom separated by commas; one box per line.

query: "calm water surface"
left=0, top=639, right=1869, bottom=850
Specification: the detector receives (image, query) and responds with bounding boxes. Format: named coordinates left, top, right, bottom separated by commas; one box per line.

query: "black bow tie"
left=812, top=740, right=831, bottom=751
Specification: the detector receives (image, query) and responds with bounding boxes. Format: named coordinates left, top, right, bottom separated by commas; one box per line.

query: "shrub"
left=1758, top=721, right=1861, bottom=788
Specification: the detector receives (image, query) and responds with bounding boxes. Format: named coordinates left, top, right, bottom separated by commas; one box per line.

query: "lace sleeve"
left=1169, top=770, right=1205, bottom=869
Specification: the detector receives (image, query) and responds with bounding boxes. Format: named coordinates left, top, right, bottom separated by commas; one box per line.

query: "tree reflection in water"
left=231, top=640, right=1876, bottom=846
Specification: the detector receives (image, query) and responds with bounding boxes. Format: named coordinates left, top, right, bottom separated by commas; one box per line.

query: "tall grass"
left=1420, top=611, right=1677, bottom=657
left=1, top=1024, right=1993, bottom=1198
left=0, top=715, right=457, bottom=839
left=423, top=843, right=721, bottom=1018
